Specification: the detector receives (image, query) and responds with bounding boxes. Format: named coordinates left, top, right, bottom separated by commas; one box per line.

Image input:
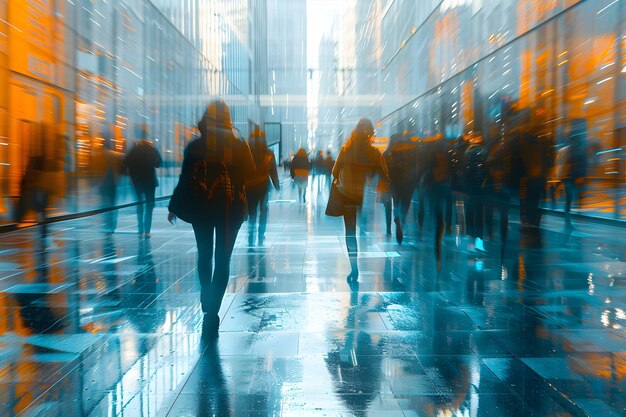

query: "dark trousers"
left=101, top=180, right=118, bottom=232
left=429, top=183, right=451, bottom=259
left=521, top=177, right=545, bottom=228
left=342, top=202, right=361, bottom=274
left=247, top=183, right=269, bottom=240
left=15, top=189, right=48, bottom=223
left=465, top=193, right=484, bottom=239
left=485, top=189, right=510, bottom=257
left=392, top=182, right=413, bottom=225
left=563, top=178, right=583, bottom=223
left=192, top=219, right=242, bottom=315
left=133, top=183, right=155, bottom=234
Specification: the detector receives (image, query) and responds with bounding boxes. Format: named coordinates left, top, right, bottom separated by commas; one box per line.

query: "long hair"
left=345, top=118, right=375, bottom=151
left=198, top=100, right=233, bottom=139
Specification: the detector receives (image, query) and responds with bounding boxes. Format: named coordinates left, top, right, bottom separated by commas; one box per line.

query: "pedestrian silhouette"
left=247, top=127, right=280, bottom=246
left=168, top=100, right=255, bottom=332
left=124, top=127, right=162, bottom=238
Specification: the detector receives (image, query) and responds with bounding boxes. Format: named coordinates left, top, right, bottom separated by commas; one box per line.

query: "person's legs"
left=211, top=219, right=242, bottom=318
left=33, top=190, right=49, bottom=223
left=465, top=194, right=476, bottom=239
left=247, top=186, right=260, bottom=244
left=258, top=189, right=269, bottom=243
left=485, top=202, right=495, bottom=239
left=417, top=188, right=426, bottom=227
left=134, top=184, right=145, bottom=235
left=444, top=187, right=453, bottom=234
left=474, top=193, right=485, bottom=251
left=525, top=177, right=543, bottom=228
left=343, top=204, right=358, bottom=280
left=192, top=222, right=215, bottom=314
left=499, top=193, right=510, bottom=260
left=475, top=195, right=484, bottom=239
left=297, top=184, right=303, bottom=203
left=564, top=179, right=574, bottom=225
left=383, top=200, right=392, bottom=235
left=143, top=185, right=156, bottom=235
left=391, top=184, right=411, bottom=244
left=432, top=188, right=444, bottom=269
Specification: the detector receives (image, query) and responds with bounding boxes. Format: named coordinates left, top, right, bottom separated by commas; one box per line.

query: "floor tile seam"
left=83, top=331, right=204, bottom=415
left=485, top=344, right=592, bottom=417
left=15, top=332, right=118, bottom=417
left=145, top=267, right=199, bottom=308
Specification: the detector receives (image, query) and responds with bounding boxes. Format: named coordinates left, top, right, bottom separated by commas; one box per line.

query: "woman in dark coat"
left=333, top=119, right=389, bottom=282
left=168, top=100, right=255, bottom=331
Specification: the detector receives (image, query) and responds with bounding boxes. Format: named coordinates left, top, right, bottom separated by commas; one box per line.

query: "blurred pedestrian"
left=168, top=100, right=255, bottom=331
left=100, top=137, right=124, bottom=233
left=124, top=128, right=162, bottom=238
left=290, top=148, right=311, bottom=203
left=381, top=133, right=416, bottom=243
left=333, top=119, right=389, bottom=282
left=324, top=150, right=334, bottom=188
left=519, top=107, right=554, bottom=230
left=247, top=127, right=280, bottom=246
left=560, top=119, right=588, bottom=228
left=14, top=123, right=62, bottom=226
left=463, top=133, right=488, bottom=252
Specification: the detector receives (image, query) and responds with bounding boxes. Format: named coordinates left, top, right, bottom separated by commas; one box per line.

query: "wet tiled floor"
left=0, top=178, right=624, bottom=416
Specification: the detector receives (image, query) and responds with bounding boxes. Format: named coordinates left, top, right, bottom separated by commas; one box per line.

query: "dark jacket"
left=333, top=142, right=389, bottom=203
left=290, top=151, right=311, bottom=178
left=173, top=128, right=255, bottom=223
left=248, top=149, right=279, bottom=190
left=124, top=141, right=162, bottom=187
left=384, top=138, right=418, bottom=188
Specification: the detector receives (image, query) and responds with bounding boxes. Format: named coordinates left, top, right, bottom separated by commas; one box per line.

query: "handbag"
left=325, top=180, right=345, bottom=217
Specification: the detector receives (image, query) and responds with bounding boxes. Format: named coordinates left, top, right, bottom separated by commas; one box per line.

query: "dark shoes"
left=394, top=218, right=403, bottom=244
left=346, top=270, right=359, bottom=283
left=202, top=313, right=220, bottom=335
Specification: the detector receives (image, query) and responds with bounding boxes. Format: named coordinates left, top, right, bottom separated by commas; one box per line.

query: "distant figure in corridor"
left=14, top=123, right=63, bottom=226
left=463, top=133, right=488, bottom=252
left=324, top=150, right=335, bottom=188
left=124, top=127, right=162, bottom=238
left=381, top=132, right=416, bottom=243
left=290, top=148, right=311, bottom=203
left=99, top=137, right=124, bottom=233
left=247, top=127, right=280, bottom=246
left=168, top=100, right=255, bottom=331
left=558, top=118, right=588, bottom=228
left=333, top=119, right=389, bottom=282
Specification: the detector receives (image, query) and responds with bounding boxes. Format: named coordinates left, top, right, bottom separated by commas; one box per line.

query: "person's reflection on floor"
left=102, top=234, right=121, bottom=302
left=383, top=257, right=406, bottom=292
left=325, top=291, right=383, bottom=417
left=15, top=226, right=65, bottom=333
left=127, top=239, right=165, bottom=336
left=466, top=259, right=485, bottom=307
left=197, top=316, right=231, bottom=417
left=245, top=248, right=269, bottom=295
left=99, top=136, right=124, bottom=233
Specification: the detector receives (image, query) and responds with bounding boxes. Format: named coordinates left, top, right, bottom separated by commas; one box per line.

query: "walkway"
left=0, top=178, right=624, bottom=416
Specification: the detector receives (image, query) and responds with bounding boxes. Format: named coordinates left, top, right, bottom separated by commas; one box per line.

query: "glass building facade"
left=380, top=0, right=625, bottom=218
left=0, top=0, right=624, bottom=222
left=0, top=0, right=259, bottom=221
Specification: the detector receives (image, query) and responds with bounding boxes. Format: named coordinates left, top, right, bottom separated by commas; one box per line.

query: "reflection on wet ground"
left=0, top=180, right=624, bottom=416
